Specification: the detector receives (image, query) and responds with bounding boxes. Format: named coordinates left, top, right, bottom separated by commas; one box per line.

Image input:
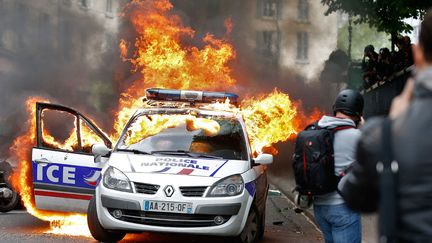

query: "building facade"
left=0, top=0, right=338, bottom=83
left=245, top=0, right=338, bottom=82
left=0, top=0, right=125, bottom=71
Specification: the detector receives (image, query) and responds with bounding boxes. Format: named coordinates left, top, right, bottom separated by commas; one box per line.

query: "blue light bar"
left=146, top=88, right=238, bottom=104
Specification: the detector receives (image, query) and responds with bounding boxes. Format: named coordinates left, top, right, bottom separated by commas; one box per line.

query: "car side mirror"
left=254, top=153, right=273, bottom=165
left=92, top=143, right=111, bottom=163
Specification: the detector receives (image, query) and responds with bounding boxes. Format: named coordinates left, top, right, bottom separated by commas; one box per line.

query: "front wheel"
left=235, top=205, right=263, bottom=243
left=87, top=197, right=125, bottom=242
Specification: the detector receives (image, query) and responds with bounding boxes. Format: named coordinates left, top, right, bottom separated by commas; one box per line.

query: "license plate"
left=143, top=200, right=193, bottom=214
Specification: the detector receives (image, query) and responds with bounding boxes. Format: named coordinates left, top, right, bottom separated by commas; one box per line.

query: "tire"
left=235, top=205, right=263, bottom=243
left=0, top=161, right=20, bottom=213
left=0, top=188, right=20, bottom=213
left=87, top=197, right=125, bottom=242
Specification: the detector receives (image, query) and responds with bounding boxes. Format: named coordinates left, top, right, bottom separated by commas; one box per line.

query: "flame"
left=240, top=90, right=298, bottom=154
left=8, top=0, right=324, bottom=238
left=40, top=110, right=108, bottom=153
left=125, top=114, right=190, bottom=145
left=185, top=117, right=220, bottom=137
left=240, top=90, right=324, bottom=155
left=9, top=98, right=91, bottom=237
left=80, top=119, right=107, bottom=152
left=40, top=114, right=78, bottom=152
left=126, top=114, right=221, bottom=146
left=113, top=0, right=236, bottom=139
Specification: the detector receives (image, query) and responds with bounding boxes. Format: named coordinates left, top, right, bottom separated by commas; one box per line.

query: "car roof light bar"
left=146, top=88, right=238, bottom=104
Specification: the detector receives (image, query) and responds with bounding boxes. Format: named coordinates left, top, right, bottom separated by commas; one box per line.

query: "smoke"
left=0, top=0, right=340, bottom=161
left=169, top=0, right=343, bottom=187
left=0, top=1, right=128, bottom=158
left=170, top=0, right=333, bottom=111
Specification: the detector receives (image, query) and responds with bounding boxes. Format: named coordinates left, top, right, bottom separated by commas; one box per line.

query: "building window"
left=297, top=32, right=309, bottom=61
left=257, top=30, right=280, bottom=61
left=39, top=13, right=50, bottom=29
left=298, top=0, right=309, bottom=21
left=106, top=0, right=112, bottom=13
left=63, top=0, right=71, bottom=6
left=38, top=13, right=51, bottom=47
left=81, top=0, right=89, bottom=9
left=17, top=3, right=27, bottom=47
left=258, top=0, right=281, bottom=19
left=106, top=0, right=114, bottom=17
left=102, top=33, right=113, bottom=51
left=61, top=21, right=72, bottom=60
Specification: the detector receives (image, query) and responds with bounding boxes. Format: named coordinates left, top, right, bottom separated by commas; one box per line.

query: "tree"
left=321, top=0, right=431, bottom=35
left=337, top=22, right=390, bottom=60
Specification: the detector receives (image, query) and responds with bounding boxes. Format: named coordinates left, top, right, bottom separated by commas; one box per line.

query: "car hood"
left=108, top=152, right=249, bottom=178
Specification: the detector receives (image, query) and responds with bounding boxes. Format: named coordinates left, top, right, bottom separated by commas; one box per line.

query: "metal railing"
left=360, top=65, right=413, bottom=118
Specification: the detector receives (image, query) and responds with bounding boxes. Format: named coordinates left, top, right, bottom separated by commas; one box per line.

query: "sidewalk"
left=268, top=171, right=378, bottom=243
left=265, top=184, right=322, bottom=242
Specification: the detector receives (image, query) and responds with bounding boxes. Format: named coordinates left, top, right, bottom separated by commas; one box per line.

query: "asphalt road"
left=0, top=188, right=322, bottom=243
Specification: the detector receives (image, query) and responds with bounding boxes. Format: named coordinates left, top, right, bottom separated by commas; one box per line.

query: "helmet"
left=333, top=89, right=364, bottom=117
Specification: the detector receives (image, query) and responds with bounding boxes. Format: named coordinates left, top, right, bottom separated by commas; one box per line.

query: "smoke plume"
left=0, top=2, right=128, bottom=159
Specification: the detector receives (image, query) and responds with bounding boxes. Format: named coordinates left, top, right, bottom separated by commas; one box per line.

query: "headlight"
left=103, top=166, right=132, bottom=192
left=207, top=175, right=244, bottom=197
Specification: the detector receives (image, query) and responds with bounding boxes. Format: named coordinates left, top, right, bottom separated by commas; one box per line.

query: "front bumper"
left=95, top=177, right=253, bottom=236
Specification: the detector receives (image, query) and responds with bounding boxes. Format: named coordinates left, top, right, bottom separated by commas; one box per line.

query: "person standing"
left=340, top=10, right=432, bottom=242
left=362, top=45, right=379, bottom=87
left=312, top=89, right=364, bottom=243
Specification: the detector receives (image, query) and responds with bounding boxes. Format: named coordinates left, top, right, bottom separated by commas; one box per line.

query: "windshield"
left=116, top=112, right=248, bottom=160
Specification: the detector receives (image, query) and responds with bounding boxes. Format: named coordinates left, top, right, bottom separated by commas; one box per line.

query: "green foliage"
left=338, top=21, right=390, bottom=60
left=321, top=0, right=431, bottom=34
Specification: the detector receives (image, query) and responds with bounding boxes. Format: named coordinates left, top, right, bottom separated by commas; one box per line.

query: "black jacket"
left=340, top=81, right=432, bottom=242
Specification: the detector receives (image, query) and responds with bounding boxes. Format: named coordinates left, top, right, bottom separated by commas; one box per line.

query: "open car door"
left=32, top=102, right=112, bottom=213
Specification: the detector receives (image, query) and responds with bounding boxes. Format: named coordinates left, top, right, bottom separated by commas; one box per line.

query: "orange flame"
left=8, top=0, right=324, bottom=238
left=9, top=98, right=91, bottom=237
left=113, top=0, right=236, bottom=139
left=125, top=114, right=222, bottom=146
left=241, top=90, right=298, bottom=154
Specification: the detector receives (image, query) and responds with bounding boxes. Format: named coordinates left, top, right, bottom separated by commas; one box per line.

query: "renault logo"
left=164, top=185, right=174, bottom=197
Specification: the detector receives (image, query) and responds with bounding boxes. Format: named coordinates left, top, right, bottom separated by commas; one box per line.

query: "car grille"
left=108, top=209, right=231, bottom=227
left=179, top=186, right=208, bottom=197
left=134, top=182, right=160, bottom=195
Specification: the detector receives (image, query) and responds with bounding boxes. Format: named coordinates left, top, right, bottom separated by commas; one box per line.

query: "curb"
left=268, top=178, right=318, bottom=227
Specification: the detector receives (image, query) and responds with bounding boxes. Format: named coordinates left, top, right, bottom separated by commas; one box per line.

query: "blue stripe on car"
left=209, top=160, right=229, bottom=177
left=245, top=181, right=256, bottom=197
left=152, top=167, right=171, bottom=173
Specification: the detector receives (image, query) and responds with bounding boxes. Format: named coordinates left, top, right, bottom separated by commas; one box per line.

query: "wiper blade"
left=150, top=150, right=223, bottom=159
left=150, top=150, right=192, bottom=156
left=116, top=148, right=151, bottom=155
left=191, top=153, right=223, bottom=159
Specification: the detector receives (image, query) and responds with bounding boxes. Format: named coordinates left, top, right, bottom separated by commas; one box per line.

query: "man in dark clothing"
left=377, top=48, right=393, bottom=81
left=340, top=10, right=432, bottom=242
left=392, top=36, right=414, bottom=72
left=402, top=36, right=414, bottom=68
left=362, top=45, right=379, bottom=88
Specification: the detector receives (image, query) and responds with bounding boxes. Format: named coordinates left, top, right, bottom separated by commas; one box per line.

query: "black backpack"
left=292, top=122, right=354, bottom=197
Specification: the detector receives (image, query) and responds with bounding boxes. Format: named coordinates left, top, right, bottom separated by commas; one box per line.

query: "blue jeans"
left=313, top=203, right=361, bottom=243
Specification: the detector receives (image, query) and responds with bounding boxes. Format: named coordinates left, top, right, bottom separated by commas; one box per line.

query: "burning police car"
left=31, top=89, right=272, bottom=243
